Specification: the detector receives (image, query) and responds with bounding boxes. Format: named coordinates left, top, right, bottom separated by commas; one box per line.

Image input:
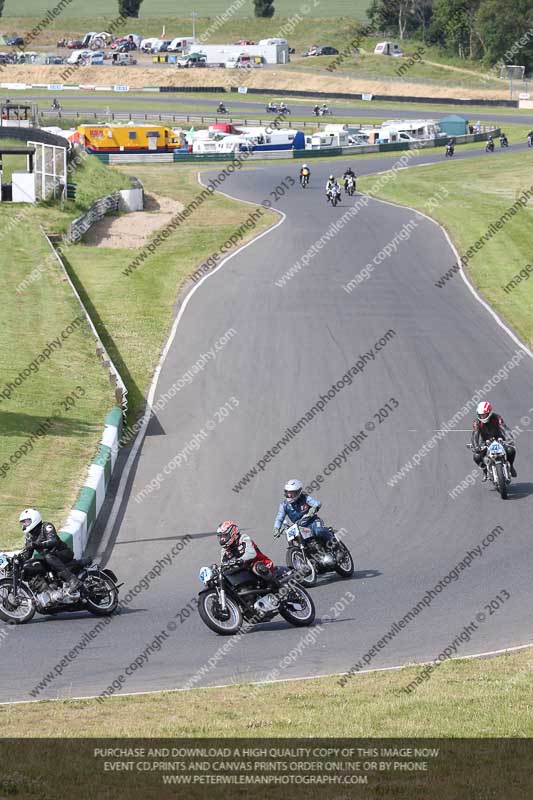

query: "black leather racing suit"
left=471, top=414, right=516, bottom=472
left=20, top=521, right=77, bottom=582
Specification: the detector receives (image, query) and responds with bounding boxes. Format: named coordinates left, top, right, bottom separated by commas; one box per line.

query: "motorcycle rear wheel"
left=334, top=542, right=354, bottom=577
left=84, top=573, right=119, bottom=616
left=279, top=584, right=315, bottom=627
left=198, top=590, right=243, bottom=635
left=286, top=547, right=317, bottom=587
left=0, top=579, right=35, bottom=624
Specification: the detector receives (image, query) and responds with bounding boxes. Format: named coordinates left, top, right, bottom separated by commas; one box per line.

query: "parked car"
left=67, top=39, right=83, bottom=49
left=176, top=53, right=207, bottom=67
left=315, top=46, right=339, bottom=55
left=45, top=55, right=65, bottom=64
left=151, top=40, right=171, bottom=53
left=7, top=37, right=24, bottom=46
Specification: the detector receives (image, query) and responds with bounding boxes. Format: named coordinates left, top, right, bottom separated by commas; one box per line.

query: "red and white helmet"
left=217, top=520, right=240, bottom=549
left=477, top=401, right=493, bottom=424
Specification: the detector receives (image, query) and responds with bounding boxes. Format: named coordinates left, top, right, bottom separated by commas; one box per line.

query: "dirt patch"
left=84, top=192, right=183, bottom=248
left=4, top=64, right=509, bottom=100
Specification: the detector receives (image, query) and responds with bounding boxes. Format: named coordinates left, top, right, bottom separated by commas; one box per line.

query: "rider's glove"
left=273, top=528, right=281, bottom=538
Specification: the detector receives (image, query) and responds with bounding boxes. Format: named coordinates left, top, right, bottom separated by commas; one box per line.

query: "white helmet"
left=19, top=508, right=42, bottom=534
left=284, top=479, right=303, bottom=504
left=329, top=175, right=334, bottom=181
left=302, top=163, right=308, bottom=168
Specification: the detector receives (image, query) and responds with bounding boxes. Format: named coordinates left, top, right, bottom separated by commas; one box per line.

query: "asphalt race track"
left=27, top=92, right=533, bottom=127
left=2, top=146, right=533, bottom=703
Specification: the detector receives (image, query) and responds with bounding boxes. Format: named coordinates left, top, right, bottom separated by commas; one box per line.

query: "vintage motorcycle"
left=281, top=520, right=354, bottom=588
left=197, top=562, right=315, bottom=635
left=0, top=552, right=121, bottom=624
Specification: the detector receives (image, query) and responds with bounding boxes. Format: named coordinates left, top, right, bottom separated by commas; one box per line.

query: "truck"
left=76, top=123, right=186, bottom=153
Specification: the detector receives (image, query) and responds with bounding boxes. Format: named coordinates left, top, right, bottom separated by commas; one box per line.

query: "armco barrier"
left=60, top=407, right=123, bottom=557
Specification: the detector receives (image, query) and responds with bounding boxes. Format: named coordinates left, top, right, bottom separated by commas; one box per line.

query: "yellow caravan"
left=76, top=123, right=186, bottom=154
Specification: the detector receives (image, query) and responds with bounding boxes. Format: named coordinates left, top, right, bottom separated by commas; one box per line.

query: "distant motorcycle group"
left=444, top=132, right=510, bottom=158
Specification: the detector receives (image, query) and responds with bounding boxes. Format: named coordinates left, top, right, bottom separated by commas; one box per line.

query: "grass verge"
left=61, top=162, right=276, bottom=422
left=1, top=648, right=532, bottom=736
left=359, top=149, right=533, bottom=347
left=0, top=153, right=275, bottom=550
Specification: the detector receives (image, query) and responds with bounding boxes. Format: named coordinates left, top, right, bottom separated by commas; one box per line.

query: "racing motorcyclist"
left=343, top=166, right=356, bottom=190
left=18, top=508, right=80, bottom=596
left=273, top=479, right=333, bottom=542
left=218, top=520, right=274, bottom=583
left=300, top=163, right=310, bottom=183
left=325, top=175, right=339, bottom=198
left=471, top=402, right=517, bottom=481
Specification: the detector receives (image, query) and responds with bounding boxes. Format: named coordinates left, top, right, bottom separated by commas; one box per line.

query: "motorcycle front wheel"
left=0, top=579, right=35, bottom=624
left=495, top=463, right=508, bottom=499
left=279, top=584, right=315, bottom=627
left=198, top=590, right=243, bottom=635
left=286, top=547, right=317, bottom=587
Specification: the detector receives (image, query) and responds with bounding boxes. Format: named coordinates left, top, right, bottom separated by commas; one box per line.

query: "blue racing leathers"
left=274, top=494, right=332, bottom=542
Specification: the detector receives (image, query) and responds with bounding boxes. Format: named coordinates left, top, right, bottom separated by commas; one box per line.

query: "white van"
left=168, top=36, right=196, bottom=52
left=374, top=41, right=403, bottom=57
left=257, top=38, right=288, bottom=46
left=140, top=38, right=160, bottom=53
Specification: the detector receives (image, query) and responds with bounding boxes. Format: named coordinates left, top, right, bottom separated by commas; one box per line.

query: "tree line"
left=368, top=0, right=533, bottom=72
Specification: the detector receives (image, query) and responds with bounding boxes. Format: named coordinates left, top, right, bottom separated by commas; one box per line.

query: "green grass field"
left=2, top=648, right=532, bottom=738
left=4, top=1, right=369, bottom=20
left=0, top=151, right=130, bottom=551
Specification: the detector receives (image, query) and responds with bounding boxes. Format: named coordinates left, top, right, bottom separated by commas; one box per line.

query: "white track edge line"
left=97, top=172, right=286, bottom=555
left=3, top=641, right=532, bottom=706
left=363, top=193, right=533, bottom=361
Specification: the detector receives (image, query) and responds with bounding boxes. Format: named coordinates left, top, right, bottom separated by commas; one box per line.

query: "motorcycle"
left=281, top=520, right=354, bottom=588
left=197, top=562, right=315, bottom=635
left=51, top=102, right=62, bottom=112
left=217, top=105, right=228, bottom=115
left=344, top=175, right=356, bottom=195
left=486, top=140, right=494, bottom=153
left=499, top=135, right=509, bottom=148
left=266, top=104, right=278, bottom=113
left=300, top=171, right=310, bottom=187
left=327, top=184, right=341, bottom=206
left=466, top=437, right=512, bottom=499
left=527, top=134, right=533, bottom=148
left=319, top=107, right=332, bottom=116
left=445, top=144, right=454, bottom=157
left=0, top=552, right=121, bottom=624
